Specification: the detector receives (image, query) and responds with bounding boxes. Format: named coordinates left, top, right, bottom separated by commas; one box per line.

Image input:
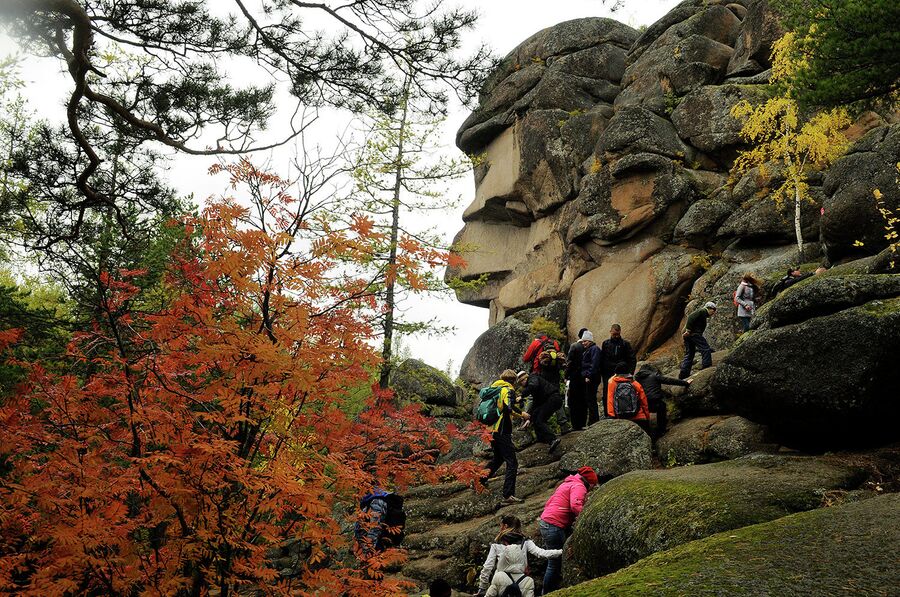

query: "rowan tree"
left=0, top=160, right=481, bottom=596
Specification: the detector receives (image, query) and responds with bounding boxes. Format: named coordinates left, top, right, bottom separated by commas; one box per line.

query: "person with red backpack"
left=606, top=362, right=650, bottom=433
left=522, top=334, right=561, bottom=375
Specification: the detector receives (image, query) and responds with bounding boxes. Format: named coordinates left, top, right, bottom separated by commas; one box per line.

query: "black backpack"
left=612, top=379, right=639, bottom=418
left=500, top=571, right=525, bottom=597
left=359, top=492, right=406, bottom=548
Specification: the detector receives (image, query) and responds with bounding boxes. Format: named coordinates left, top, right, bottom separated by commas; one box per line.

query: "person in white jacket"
left=484, top=542, right=535, bottom=597
left=474, top=515, right=561, bottom=597
left=735, top=273, right=762, bottom=332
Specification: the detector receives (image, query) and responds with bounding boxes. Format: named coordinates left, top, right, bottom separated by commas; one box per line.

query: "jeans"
left=540, top=519, right=567, bottom=594
left=738, top=316, right=751, bottom=332
left=679, top=333, right=712, bottom=379
left=486, top=432, right=518, bottom=498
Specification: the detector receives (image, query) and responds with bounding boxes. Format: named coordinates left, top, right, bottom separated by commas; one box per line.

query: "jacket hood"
left=496, top=543, right=526, bottom=574
left=491, top=380, right=514, bottom=389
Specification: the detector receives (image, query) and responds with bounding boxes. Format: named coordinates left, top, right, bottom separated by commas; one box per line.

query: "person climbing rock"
left=483, top=540, right=535, bottom=597
left=565, top=328, right=588, bottom=430
left=481, top=369, right=530, bottom=506
left=517, top=371, right=563, bottom=453
left=634, top=363, right=690, bottom=438
left=600, top=324, right=636, bottom=416
left=606, top=362, right=651, bottom=434
left=522, top=333, right=561, bottom=375
left=539, top=466, right=599, bottom=594
left=679, top=301, right=717, bottom=380
left=473, top=515, right=562, bottom=597
left=735, top=273, right=762, bottom=332
left=580, top=331, right=602, bottom=425
left=353, top=489, right=406, bottom=553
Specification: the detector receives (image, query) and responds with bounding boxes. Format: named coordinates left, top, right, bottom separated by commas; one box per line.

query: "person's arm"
left=658, top=374, right=689, bottom=388
left=507, top=388, right=529, bottom=420
left=525, top=539, right=563, bottom=559
left=606, top=378, right=615, bottom=417
left=569, top=482, right=587, bottom=516
left=638, top=385, right=650, bottom=420
left=736, top=285, right=753, bottom=310
left=476, top=544, right=499, bottom=593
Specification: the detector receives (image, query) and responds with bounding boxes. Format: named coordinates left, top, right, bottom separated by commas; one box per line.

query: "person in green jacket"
left=679, top=301, right=716, bottom=380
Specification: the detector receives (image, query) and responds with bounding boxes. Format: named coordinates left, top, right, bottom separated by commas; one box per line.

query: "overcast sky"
left=1, top=0, right=681, bottom=376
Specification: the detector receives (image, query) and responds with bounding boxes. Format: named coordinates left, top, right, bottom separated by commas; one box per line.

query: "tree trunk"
left=378, top=77, right=411, bottom=390
left=794, top=181, right=804, bottom=261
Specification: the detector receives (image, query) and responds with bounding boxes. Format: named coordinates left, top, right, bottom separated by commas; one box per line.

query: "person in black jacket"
left=580, top=331, right=602, bottom=425
left=634, top=364, right=691, bottom=438
left=565, top=328, right=588, bottom=430
left=600, top=324, right=636, bottom=417
left=517, top=371, right=563, bottom=453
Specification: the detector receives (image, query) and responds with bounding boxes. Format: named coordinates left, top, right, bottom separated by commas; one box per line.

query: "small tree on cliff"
left=0, top=160, right=480, bottom=595
left=353, top=79, right=469, bottom=389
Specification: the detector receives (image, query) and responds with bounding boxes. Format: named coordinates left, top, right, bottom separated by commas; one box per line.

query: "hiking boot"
left=500, top=495, right=524, bottom=505
left=548, top=438, right=562, bottom=453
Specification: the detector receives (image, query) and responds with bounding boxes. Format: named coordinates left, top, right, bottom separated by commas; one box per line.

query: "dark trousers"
left=532, top=397, right=563, bottom=443
left=486, top=432, right=518, bottom=498
left=540, top=519, right=567, bottom=594
left=586, top=380, right=601, bottom=425
left=679, top=333, right=712, bottom=379
left=568, top=379, right=587, bottom=430
left=651, top=400, right=668, bottom=439
left=738, top=316, right=751, bottom=332
left=600, top=375, right=611, bottom=417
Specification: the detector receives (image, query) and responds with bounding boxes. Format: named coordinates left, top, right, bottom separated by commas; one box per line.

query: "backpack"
left=476, top=386, right=504, bottom=426
left=536, top=338, right=565, bottom=371
left=358, top=492, right=406, bottom=548
left=612, top=379, right=640, bottom=418
left=732, top=288, right=739, bottom=306
left=500, top=571, right=525, bottom=597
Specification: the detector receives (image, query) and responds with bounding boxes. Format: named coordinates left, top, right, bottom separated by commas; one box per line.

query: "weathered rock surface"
left=670, top=83, right=766, bottom=152
left=390, top=359, right=458, bottom=407
left=558, top=419, right=653, bottom=478
left=563, top=454, right=866, bottom=582
left=554, top=493, right=900, bottom=596
left=714, top=295, right=900, bottom=445
left=726, top=0, right=783, bottom=76
left=658, top=415, right=776, bottom=465
left=820, top=124, right=900, bottom=262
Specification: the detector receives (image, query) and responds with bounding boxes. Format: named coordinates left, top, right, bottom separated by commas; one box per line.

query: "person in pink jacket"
left=538, top=466, right=599, bottom=594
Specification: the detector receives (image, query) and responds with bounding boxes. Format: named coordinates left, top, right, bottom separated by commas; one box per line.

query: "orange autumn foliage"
left=0, top=161, right=481, bottom=596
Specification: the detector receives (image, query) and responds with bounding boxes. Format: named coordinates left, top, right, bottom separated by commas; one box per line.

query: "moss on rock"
left=552, top=492, right=900, bottom=596
left=563, top=454, right=866, bottom=582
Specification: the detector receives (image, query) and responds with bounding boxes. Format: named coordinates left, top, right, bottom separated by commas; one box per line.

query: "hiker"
left=480, top=369, right=530, bottom=505
left=522, top=333, right=561, bottom=374
left=606, top=362, right=651, bottom=433
left=517, top=371, right=563, bottom=453
left=539, top=466, right=599, bottom=594
left=427, top=579, right=452, bottom=597
left=734, top=273, right=762, bottom=332
left=599, top=324, right=636, bottom=417
left=770, top=268, right=813, bottom=298
left=580, top=331, right=602, bottom=425
left=354, top=489, right=406, bottom=553
left=565, top=328, right=589, bottom=430
left=474, top=515, right=562, bottom=597
left=483, top=541, right=535, bottom=597
left=679, top=301, right=716, bottom=380
left=634, top=363, right=690, bottom=438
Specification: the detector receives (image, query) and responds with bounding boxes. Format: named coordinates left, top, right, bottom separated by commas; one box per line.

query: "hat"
left=577, top=466, right=599, bottom=487
left=516, top=370, right=529, bottom=384
left=581, top=330, right=594, bottom=343
left=704, top=301, right=717, bottom=310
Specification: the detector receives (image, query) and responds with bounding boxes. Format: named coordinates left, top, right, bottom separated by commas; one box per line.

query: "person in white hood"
left=484, top=542, right=535, bottom=597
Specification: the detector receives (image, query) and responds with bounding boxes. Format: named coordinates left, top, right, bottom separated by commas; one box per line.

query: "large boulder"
left=456, top=18, right=637, bottom=153
left=671, top=83, right=768, bottom=152
left=820, top=124, right=900, bottom=262
left=726, top=0, right=783, bottom=76
left=713, top=294, right=900, bottom=445
left=597, top=106, right=692, bottom=160
left=563, top=454, right=866, bottom=582
left=555, top=493, right=900, bottom=596
left=658, top=415, right=776, bottom=465
left=390, top=359, right=458, bottom=407
left=558, top=419, right=653, bottom=478
left=459, top=316, right=533, bottom=386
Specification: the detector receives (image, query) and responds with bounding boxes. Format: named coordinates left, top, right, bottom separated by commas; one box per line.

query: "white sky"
left=1, top=0, right=681, bottom=377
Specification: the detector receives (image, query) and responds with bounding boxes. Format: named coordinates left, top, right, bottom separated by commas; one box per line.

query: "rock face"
left=554, top=493, right=900, bottom=596
left=713, top=277, right=900, bottom=445
left=390, top=359, right=458, bottom=407
left=563, top=454, right=865, bottom=582
left=558, top=419, right=652, bottom=477
left=657, top=415, right=776, bottom=465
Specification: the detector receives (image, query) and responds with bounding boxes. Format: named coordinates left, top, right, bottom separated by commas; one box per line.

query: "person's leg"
left=484, top=434, right=504, bottom=481
left=679, top=336, right=696, bottom=379
left=587, top=382, right=600, bottom=424
left=497, top=434, right=518, bottom=498
left=600, top=376, right=609, bottom=417
left=533, top=400, right=557, bottom=444
left=568, top=382, right=586, bottom=430
left=739, top=316, right=751, bottom=332
left=696, top=334, right=713, bottom=369
left=540, top=520, right=567, bottom=594
left=635, top=418, right=651, bottom=435
left=655, top=401, right=668, bottom=439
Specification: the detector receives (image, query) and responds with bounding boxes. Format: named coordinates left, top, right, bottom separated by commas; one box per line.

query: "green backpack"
left=475, top=386, right=503, bottom=426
